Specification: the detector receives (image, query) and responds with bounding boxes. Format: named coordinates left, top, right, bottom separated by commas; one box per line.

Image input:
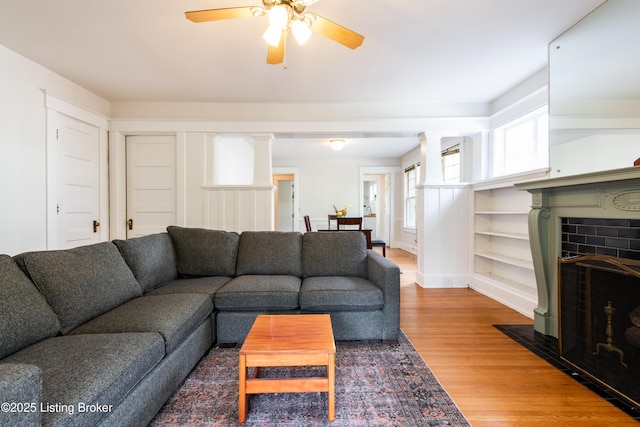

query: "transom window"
left=491, top=107, right=549, bottom=177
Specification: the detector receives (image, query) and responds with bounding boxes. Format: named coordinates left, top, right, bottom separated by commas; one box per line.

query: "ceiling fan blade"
left=267, top=32, right=285, bottom=64
left=309, top=15, right=364, bottom=49
left=185, top=7, right=261, bottom=23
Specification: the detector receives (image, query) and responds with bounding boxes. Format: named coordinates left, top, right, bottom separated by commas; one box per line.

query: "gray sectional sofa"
left=0, top=227, right=400, bottom=427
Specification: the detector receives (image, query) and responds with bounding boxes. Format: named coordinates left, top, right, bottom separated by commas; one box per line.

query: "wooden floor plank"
left=385, top=248, right=638, bottom=426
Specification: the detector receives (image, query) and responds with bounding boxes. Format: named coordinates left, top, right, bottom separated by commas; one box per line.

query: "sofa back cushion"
left=302, top=231, right=368, bottom=278
left=236, top=231, right=303, bottom=276
left=113, top=233, right=178, bottom=292
left=167, top=226, right=239, bottom=277
left=0, top=255, right=60, bottom=359
left=18, top=242, right=142, bottom=334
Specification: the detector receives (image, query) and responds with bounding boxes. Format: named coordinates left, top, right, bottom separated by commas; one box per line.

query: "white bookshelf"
left=469, top=170, right=548, bottom=318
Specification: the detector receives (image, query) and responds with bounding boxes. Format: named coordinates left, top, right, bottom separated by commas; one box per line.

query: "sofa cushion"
left=0, top=364, right=42, bottom=426
left=18, top=242, right=143, bottom=334
left=146, top=276, right=232, bottom=300
left=302, top=232, right=368, bottom=278
left=68, top=294, right=213, bottom=354
left=167, top=226, right=239, bottom=277
left=0, top=255, right=60, bottom=359
left=236, top=231, right=302, bottom=276
left=2, top=333, right=164, bottom=427
left=113, top=233, right=178, bottom=292
left=299, top=276, right=384, bottom=312
left=215, top=275, right=301, bottom=311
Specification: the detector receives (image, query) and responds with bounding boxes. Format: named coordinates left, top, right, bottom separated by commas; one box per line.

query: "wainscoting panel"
left=417, top=184, right=470, bottom=288
left=202, top=185, right=274, bottom=232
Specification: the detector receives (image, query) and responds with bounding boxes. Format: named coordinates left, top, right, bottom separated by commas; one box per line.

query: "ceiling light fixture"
left=262, top=5, right=288, bottom=46
left=263, top=3, right=313, bottom=47
left=185, top=0, right=365, bottom=66
left=291, top=18, right=312, bottom=45
left=330, top=139, right=345, bottom=151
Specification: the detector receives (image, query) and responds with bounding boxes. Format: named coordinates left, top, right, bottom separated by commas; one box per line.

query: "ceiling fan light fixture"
left=267, top=5, right=289, bottom=29
left=263, top=25, right=283, bottom=47
left=330, top=139, right=345, bottom=151
left=291, top=19, right=312, bottom=45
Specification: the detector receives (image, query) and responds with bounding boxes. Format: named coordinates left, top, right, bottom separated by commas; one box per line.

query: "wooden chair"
left=304, top=215, right=312, bottom=232
left=371, top=239, right=387, bottom=257
left=328, top=214, right=338, bottom=230
left=337, top=217, right=363, bottom=230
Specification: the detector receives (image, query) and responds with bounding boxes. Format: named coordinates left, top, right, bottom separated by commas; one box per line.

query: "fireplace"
left=515, top=167, right=640, bottom=337
left=558, top=255, right=640, bottom=409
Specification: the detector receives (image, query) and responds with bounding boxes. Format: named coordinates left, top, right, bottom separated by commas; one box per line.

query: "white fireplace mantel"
left=515, top=166, right=640, bottom=337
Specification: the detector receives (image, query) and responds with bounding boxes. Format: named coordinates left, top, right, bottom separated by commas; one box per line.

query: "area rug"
left=151, top=331, right=470, bottom=426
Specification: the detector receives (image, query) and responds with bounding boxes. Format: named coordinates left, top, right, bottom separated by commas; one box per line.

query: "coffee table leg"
left=328, top=353, right=335, bottom=421
left=238, top=354, right=247, bottom=423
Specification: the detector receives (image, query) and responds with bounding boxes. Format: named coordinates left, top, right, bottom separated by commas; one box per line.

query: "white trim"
left=44, top=91, right=108, bottom=129
left=109, top=117, right=489, bottom=135
left=176, top=132, right=187, bottom=227
left=45, top=94, right=109, bottom=248
left=108, top=132, right=127, bottom=240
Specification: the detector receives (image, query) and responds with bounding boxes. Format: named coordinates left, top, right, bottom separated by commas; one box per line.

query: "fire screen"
left=559, top=255, right=640, bottom=409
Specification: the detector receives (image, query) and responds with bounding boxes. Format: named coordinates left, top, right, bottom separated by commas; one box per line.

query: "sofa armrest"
left=366, top=250, right=401, bottom=341
left=0, top=363, right=42, bottom=426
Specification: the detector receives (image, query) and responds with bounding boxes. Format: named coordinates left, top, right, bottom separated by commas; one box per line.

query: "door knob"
left=93, top=220, right=100, bottom=233
left=127, top=219, right=133, bottom=230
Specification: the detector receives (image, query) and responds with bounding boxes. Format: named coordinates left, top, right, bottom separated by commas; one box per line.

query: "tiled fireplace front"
left=561, top=217, right=640, bottom=260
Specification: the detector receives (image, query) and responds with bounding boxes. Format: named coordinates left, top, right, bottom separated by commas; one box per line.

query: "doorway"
left=56, top=113, right=101, bottom=249
left=359, top=166, right=400, bottom=248
left=125, top=135, right=177, bottom=238
left=273, top=173, right=295, bottom=231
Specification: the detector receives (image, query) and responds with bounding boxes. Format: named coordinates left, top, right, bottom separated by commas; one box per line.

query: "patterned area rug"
left=151, top=331, right=470, bottom=426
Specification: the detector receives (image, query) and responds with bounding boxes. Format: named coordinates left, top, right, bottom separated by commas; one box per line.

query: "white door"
left=57, top=114, right=101, bottom=249
left=126, top=135, right=176, bottom=238
left=273, top=174, right=295, bottom=231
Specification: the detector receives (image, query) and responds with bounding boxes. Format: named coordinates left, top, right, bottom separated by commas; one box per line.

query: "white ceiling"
left=0, top=0, right=605, bottom=158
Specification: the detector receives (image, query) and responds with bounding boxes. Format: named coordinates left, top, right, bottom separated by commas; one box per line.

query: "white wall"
left=0, top=45, right=109, bottom=255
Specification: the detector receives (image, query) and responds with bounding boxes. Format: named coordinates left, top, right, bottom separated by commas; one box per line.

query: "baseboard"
left=417, top=272, right=469, bottom=288
left=396, top=241, right=418, bottom=255
left=469, top=274, right=536, bottom=319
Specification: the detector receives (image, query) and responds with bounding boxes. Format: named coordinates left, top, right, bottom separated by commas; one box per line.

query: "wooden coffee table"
left=238, top=314, right=336, bottom=423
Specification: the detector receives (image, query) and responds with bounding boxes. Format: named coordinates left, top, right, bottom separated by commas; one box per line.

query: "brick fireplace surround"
left=516, top=166, right=640, bottom=337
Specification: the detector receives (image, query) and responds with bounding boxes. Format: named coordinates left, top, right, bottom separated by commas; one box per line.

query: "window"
left=404, top=163, right=420, bottom=228
left=491, top=107, right=549, bottom=177
left=441, top=144, right=460, bottom=183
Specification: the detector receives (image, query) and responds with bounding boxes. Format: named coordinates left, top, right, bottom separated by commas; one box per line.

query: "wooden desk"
left=238, top=314, right=336, bottom=422
left=316, top=228, right=372, bottom=249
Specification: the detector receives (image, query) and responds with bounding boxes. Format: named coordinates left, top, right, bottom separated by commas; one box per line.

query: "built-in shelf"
left=473, top=272, right=537, bottom=293
left=475, top=211, right=530, bottom=215
left=475, top=230, right=530, bottom=240
left=471, top=179, right=539, bottom=318
left=474, top=251, right=534, bottom=270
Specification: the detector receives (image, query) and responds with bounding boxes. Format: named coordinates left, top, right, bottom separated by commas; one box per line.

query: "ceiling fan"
left=185, top=0, right=364, bottom=65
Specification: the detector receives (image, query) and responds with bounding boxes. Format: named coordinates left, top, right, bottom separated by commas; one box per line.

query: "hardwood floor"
left=384, top=248, right=638, bottom=426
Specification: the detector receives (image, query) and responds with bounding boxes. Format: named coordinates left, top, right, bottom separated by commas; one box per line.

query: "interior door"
left=56, top=113, right=100, bottom=249
left=126, top=135, right=177, bottom=238
left=273, top=174, right=294, bottom=231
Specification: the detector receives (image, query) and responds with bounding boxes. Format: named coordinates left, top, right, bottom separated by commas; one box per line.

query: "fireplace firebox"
left=559, top=254, right=640, bottom=410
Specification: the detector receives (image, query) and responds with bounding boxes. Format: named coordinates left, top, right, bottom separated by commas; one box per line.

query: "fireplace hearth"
left=559, top=254, right=640, bottom=410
